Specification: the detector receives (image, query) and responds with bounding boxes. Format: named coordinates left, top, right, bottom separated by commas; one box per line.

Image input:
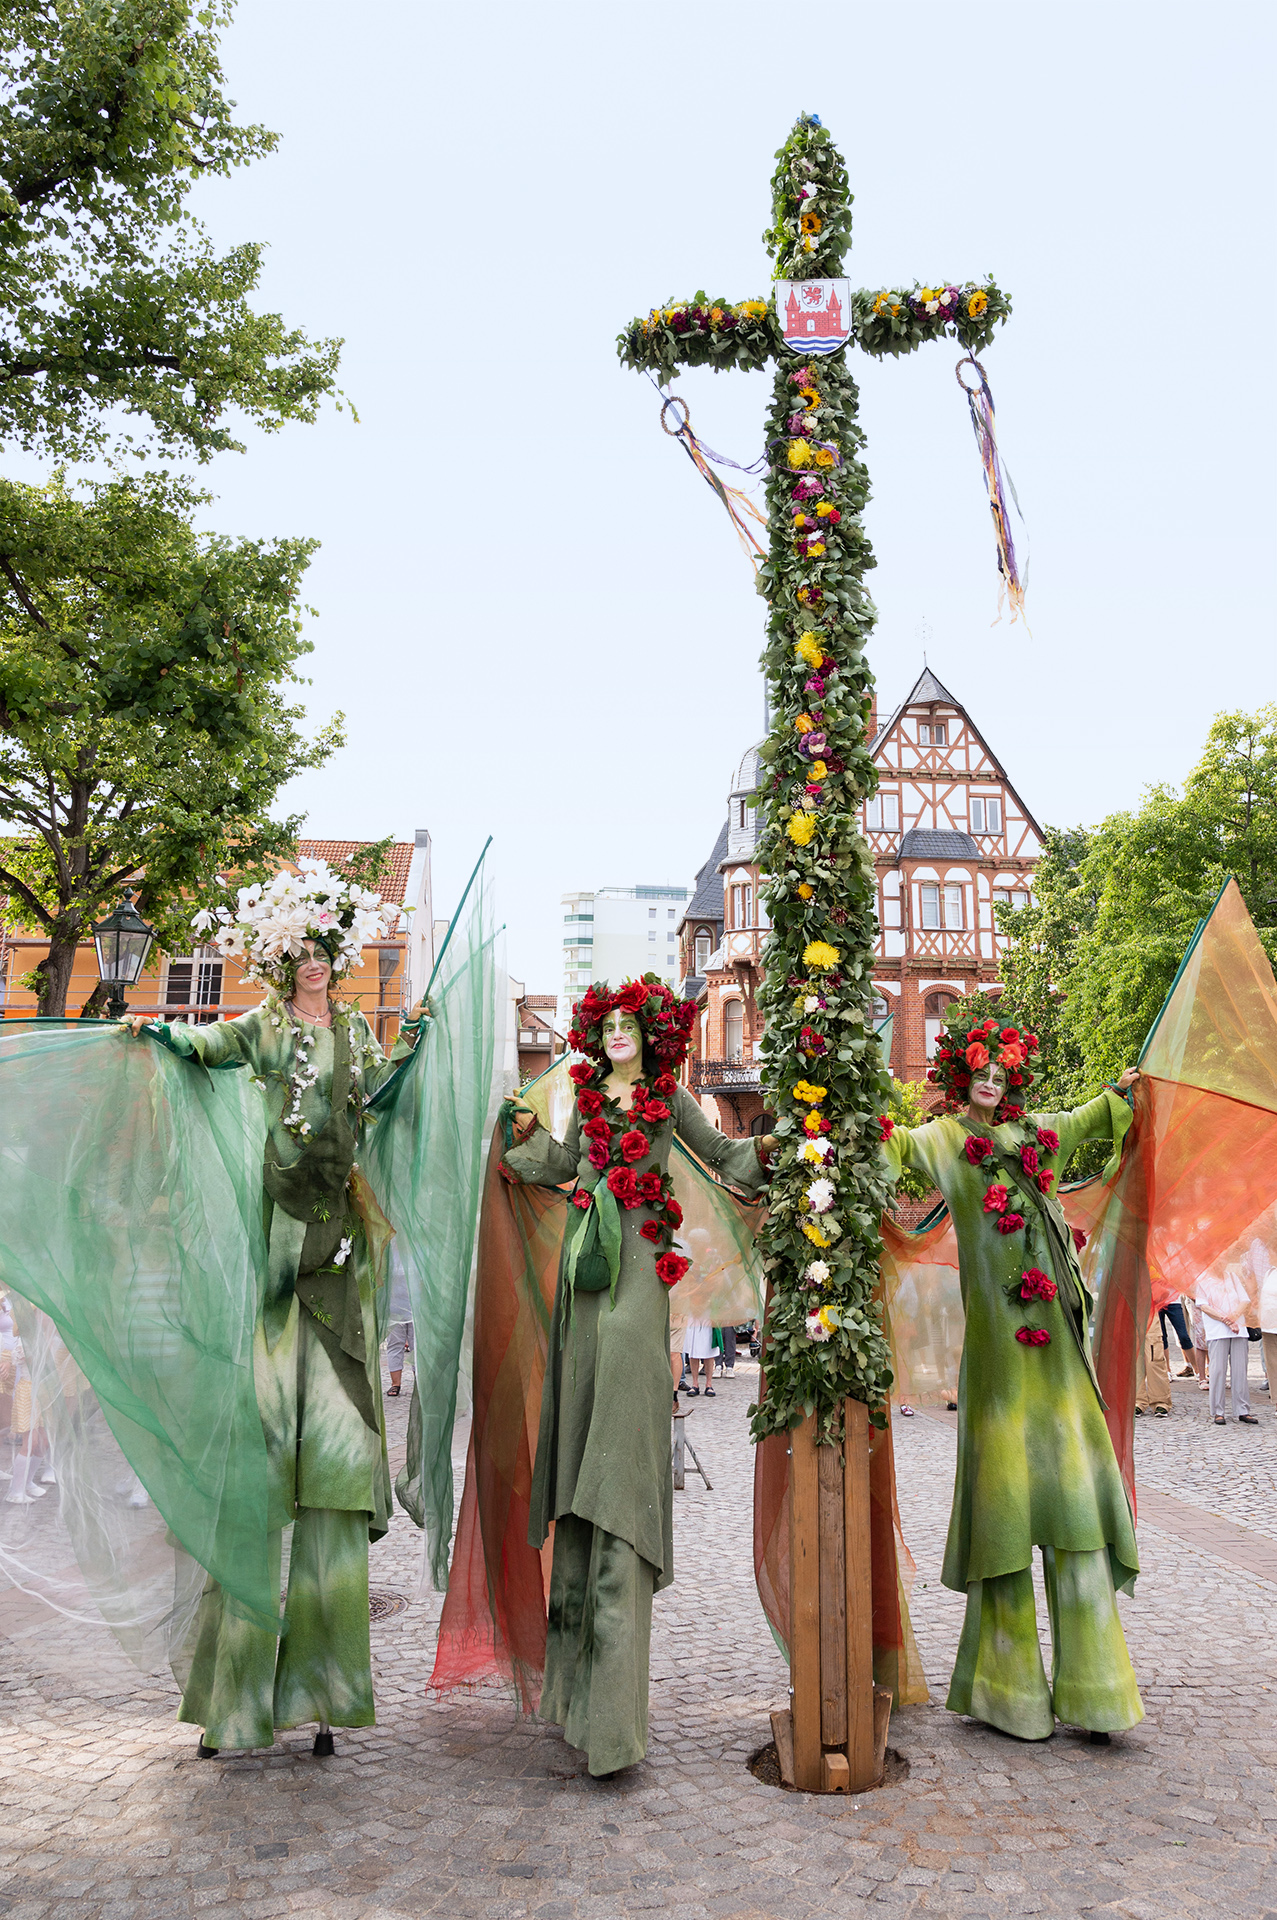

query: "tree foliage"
left=958, top=708, right=1277, bottom=1129
left=0, top=0, right=341, bottom=461
left=0, top=471, right=342, bottom=1013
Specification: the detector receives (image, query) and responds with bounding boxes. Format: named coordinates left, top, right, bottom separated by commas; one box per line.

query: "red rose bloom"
left=582, top=1117, right=611, bottom=1145
left=637, top=1171, right=662, bottom=1203
left=1036, top=1170, right=1054, bottom=1193
left=654, top=1073, right=677, bottom=1097
left=1002, top=1103, right=1024, bottom=1121
left=1037, top=1128, right=1060, bottom=1155
left=665, top=1198, right=683, bottom=1229
left=571, top=1188, right=592, bottom=1210
left=642, top=1098, right=671, bottom=1126
left=576, top=1089, right=604, bottom=1119
left=606, top=1166, right=640, bottom=1208
left=639, top=1219, right=662, bottom=1243
left=879, top=1115, right=895, bottom=1141
left=1000, top=1027, right=1020, bottom=1044
left=1020, top=1145, right=1039, bottom=1175
left=619, top=1129, right=649, bottom=1165
left=997, top=1212, right=1025, bottom=1235
left=965, top=1041, right=989, bottom=1069
left=588, top=1141, right=609, bottom=1170
left=983, top=1185, right=1008, bottom=1214
left=1019, top=1268, right=1057, bottom=1302
left=1072, top=1227, right=1088, bottom=1251
left=1030, top=1328, right=1050, bottom=1346
left=982, top=1018, right=999, bottom=1034
left=926, top=1068, right=938, bottom=1083
left=655, top=1251, right=690, bottom=1287
left=569, top=1061, right=594, bottom=1087
left=616, top=981, right=649, bottom=1014
left=964, top=1136, right=994, bottom=1165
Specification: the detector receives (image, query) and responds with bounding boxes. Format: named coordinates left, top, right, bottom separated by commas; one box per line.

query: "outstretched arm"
left=672, top=1087, right=772, bottom=1197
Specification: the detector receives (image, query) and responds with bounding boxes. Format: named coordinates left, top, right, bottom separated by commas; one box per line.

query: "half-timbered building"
left=866, top=666, right=1041, bottom=1084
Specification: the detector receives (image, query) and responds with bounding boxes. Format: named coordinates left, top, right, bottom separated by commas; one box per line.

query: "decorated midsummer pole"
left=619, top=114, right=1011, bottom=1792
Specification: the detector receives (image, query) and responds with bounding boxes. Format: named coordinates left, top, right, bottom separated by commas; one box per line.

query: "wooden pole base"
left=779, top=1401, right=892, bottom=1793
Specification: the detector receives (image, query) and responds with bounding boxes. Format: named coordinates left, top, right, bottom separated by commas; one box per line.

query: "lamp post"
left=91, top=890, right=157, bottom=1019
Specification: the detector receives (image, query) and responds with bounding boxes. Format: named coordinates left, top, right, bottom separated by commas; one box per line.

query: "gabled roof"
left=295, top=838, right=413, bottom=905
left=679, top=819, right=728, bottom=928
left=869, top=664, right=1043, bottom=840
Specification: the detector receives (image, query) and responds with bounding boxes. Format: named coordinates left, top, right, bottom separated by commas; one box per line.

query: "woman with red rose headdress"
left=490, top=975, right=774, bottom=1776
left=881, top=1014, right=1145, bottom=1743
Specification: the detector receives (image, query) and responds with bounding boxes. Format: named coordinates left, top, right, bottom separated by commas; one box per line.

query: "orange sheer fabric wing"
left=429, top=1133, right=562, bottom=1705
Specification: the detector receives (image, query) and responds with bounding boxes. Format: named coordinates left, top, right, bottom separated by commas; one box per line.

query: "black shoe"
left=196, top=1739, right=219, bottom=1759
left=946, top=1401, right=957, bottom=1411
left=704, top=1386, right=716, bottom=1397
left=1239, top=1413, right=1259, bottom=1425
left=313, top=1730, right=335, bottom=1757
left=1088, top=1730, right=1110, bottom=1745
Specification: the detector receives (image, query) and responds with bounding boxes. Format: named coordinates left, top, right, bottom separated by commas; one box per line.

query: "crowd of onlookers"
left=1137, top=1293, right=1276, bottom=1426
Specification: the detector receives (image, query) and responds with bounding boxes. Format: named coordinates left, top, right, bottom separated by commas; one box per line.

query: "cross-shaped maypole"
left=619, top=114, right=1011, bottom=1793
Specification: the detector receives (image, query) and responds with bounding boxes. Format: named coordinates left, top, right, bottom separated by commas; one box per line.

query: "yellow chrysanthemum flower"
left=797, top=881, right=814, bottom=900
left=802, top=1221, right=831, bottom=1248
left=805, top=540, right=826, bottom=558
left=968, top=290, right=989, bottom=317
left=803, top=1111, right=824, bottom=1135
left=792, top=1080, right=828, bottom=1105
left=795, top=633, right=824, bottom=670
left=803, top=940, right=841, bottom=971
left=787, top=441, right=813, bottom=470
left=786, top=811, right=817, bottom=847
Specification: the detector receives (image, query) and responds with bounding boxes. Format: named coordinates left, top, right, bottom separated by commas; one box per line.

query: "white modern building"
left=558, top=883, right=690, bottom=1034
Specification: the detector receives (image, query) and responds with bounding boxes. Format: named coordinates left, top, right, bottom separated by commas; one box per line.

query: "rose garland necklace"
left=961, top=1119, right=1064, bottom=1346
left=569, top=1058, right=690, bottom=1286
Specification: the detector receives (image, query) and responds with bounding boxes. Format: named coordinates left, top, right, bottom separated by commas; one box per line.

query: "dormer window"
left=694, top=931, right=711, bottom=972
left=918, top=721, right=947, bottom=747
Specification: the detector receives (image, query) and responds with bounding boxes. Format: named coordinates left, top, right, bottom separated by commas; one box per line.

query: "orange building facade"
left=676, top=666, right=1041, bottom=1130
left=0, top=834, right=434, bottom=1047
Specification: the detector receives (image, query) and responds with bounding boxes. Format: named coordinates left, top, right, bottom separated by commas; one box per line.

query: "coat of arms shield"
left=776, top=278, right=852, bottom=354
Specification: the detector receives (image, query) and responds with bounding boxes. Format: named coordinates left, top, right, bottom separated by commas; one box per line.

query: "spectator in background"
left=1202, top=1301, right=1257, bottom=1426
left=1135, top=1312, right=1172, bottom=1418
left=1255, top=1241, right=1277, bottom=1402
left=1161, top=1299, right=1204, bottom=1385
left=385, top=1245, right=414, bottom=1398
left=715, top=1325, right=737, bottom=1378
left=682, top=1320, right=716, bottom=1398
left=1189, top=1299, right=1211, bottom=1390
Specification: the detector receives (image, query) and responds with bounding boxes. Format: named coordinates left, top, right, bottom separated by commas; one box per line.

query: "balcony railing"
left=693, top=1057, right=762, bottom=1091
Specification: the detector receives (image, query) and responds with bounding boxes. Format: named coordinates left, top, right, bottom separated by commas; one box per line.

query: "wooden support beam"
left=818, top=1439, right=847, bottom=1746
left=770, top=1707, right=795, bottom=1788
left=788, top=1413, right=823, bottom=1792
left=821, top=1750, right=851, bottom=1793
left=843, top=1397, right=876, bottom=1792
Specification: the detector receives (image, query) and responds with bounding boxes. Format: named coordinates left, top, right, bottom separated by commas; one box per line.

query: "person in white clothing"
left=1201, top=1303, right=1257, bottom=1426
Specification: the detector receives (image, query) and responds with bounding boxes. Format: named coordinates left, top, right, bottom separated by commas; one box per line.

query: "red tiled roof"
left=295, top=840, right=414, bottom=906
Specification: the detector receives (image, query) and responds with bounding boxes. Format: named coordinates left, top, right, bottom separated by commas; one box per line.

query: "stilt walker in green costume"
left=882, top=1010, right=1144, bottom=1741
left=126, top=861, right=428, bottom=1756
left=499, top=978, right=776, bottom=1775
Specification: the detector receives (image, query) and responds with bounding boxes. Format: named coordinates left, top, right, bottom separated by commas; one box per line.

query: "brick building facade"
left=675, top=666, right=1041, bottom=1130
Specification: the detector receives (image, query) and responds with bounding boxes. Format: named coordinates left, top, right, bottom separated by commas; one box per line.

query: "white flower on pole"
left=803, top=1260, right=830, bottom=1287
left=805, top=1177, right=835, bottom=1214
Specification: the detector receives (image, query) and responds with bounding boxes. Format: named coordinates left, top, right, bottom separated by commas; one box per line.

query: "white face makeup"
left=968, top=1061, right=1008, bottom=1112
left=603, top=1009, right=642, bottom=1063
left=295, top=940, right=333, bottom=995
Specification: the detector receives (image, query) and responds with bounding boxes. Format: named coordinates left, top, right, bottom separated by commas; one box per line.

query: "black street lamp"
left=91, top=890, right=157, bottom=1019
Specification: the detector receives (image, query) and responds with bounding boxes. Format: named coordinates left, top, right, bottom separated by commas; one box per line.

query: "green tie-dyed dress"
left=150, top=998, right=417, bottom=1750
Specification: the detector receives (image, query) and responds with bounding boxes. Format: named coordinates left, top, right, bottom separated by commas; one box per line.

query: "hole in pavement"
left=747, top=1741, right=910, bottom=1791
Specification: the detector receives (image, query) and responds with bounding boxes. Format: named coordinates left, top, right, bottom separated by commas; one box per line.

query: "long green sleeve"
left=672, top=1086, right=770, bottom=1197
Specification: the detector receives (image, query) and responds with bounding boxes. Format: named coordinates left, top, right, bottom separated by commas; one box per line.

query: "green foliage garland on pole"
left=619, top=114, right=1011, bottom=1439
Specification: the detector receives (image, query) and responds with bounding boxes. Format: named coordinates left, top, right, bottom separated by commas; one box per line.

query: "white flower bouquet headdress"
left=191, top=858, right=395, bottom=990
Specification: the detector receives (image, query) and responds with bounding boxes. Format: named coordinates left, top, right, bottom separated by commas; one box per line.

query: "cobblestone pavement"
left=1, top=1357, right=1274, bottom=1919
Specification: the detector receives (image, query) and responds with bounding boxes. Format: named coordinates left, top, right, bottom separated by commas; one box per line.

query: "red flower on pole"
left=878, top=1115, right=895, bottom=1141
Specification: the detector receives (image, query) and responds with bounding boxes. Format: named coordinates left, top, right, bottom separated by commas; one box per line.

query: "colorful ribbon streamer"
left=657, top=392, right=769, bottom=571
left=955, top=355, right=1029, bottom=627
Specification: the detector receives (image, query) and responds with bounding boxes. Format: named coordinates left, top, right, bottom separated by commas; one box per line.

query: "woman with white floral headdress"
left=126, top=858, right=429, bottom=1756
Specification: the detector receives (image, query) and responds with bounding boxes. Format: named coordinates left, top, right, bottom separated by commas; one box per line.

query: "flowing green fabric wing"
left=0, top=1021, right=274, bottom=1642
left=364, top=843, right=504, bottom=1584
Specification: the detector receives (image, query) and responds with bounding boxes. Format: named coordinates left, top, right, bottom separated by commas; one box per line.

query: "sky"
left=77, top=2, right=1277, bottom=988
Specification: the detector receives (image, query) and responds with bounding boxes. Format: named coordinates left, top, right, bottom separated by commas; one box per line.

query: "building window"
left=730, top=882, right=753, bottom=928
left=648, top=929, right=656, bottom=942
left=920, top=884, right=940, bottom=930
left=667, top=908, right=676, bottom=919
left=944, top=883, right=964, bottom=930
left=166, top=950, right=224, bottom=1023
left=994, top=887, right=1031, bottom=912
left=667, top=931, right=676, bottom=943
left=724, top=1000, right=744, bottom=1062
left=865, top=791, right=900, bottom=832
left=871, top=992, right=889, bottom=1021
left=918, top=722, right=947, bottom=747
left=695, top=932, right=711, bottom=972
left=924, top=989, right=958, bottom=1058
left=648, top=907, right=656, bottom=919
left=970, top=796, right=1001, bottom=833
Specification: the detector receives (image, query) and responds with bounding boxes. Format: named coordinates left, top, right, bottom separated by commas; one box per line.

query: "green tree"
left=0, top=471, right=342, bottom=1014
left=0, top=0, right=341, bottom=462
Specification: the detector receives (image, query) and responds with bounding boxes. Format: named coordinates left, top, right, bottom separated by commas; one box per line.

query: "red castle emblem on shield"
left=777, top=278, right=852, bottom=355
